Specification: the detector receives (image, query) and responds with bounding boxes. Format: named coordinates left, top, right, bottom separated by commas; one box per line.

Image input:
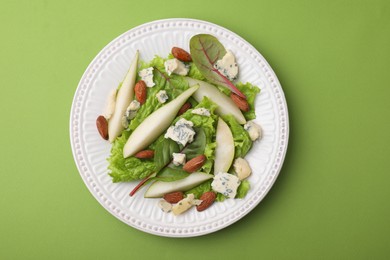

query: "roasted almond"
left=134, top=80, right=147, bottom=105
left=163, top=191, right=184, bottom=204
left=196, top=191, right=216, bottom=212
left=177, top=102, right=192, bottom=116
left=172, top=47, right=192, bottom=62
left=134, top=150, right=154, bottom=159
left=230, top=93, right=249, bottom=112
left=96, top=115, right=108, bottom=140
left=183, top=155, right=206, bottom=173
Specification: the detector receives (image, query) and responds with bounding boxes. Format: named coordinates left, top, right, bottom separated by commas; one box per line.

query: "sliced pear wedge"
left=123, top=85, right=199, bottom=158
left=185, top=77, right=246, bottom=124
left=144, top=172, right=213, bottom=198
left=214, top=118, right=235, bottom=174
left=108, top=51, right=139, bottom=142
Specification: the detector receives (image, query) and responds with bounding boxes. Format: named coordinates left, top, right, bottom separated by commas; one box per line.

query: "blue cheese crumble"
left=164, top=118, right=195, bottom=146
left=211, top=172, right=241, bottom=199
left=172, top=153, right=186, bottom=166
left=244, top=121, right=262, bottom=141
left=138, top=67, right=155, bottom=87
left=191, top=107, right=211, bottom=117
left=156, top=90, right=169, bottom=103
left=171, top=194, right=202, bottom=216
left=121, top=100, right=140, bottom=128
left=164, top=58, right=189, bottom=76
left=213, top=51, right=239, bottom=81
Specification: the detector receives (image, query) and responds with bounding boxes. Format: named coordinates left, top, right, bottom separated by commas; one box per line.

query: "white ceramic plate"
left=70, top=18, right=289, bottom=237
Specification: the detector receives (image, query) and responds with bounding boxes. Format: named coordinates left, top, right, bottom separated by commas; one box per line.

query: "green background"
left=1, top=0, right=389, bottom=259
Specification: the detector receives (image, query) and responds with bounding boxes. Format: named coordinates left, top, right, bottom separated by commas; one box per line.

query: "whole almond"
left=183, top=155, right=206, bottom=173
left=177, top=102, right=192, bottom=116
left=96, top=115, right=108, bottom=140
left=196, top=191, right=216, bottom=212
left=134, top=80, right=147, bottom=105
left=134, top=150, right=154, bottom=159
left=163, top=191, right=184, bottom=204
left=230, top=93, right=249, bottom=112
left=172, top=47, right=192, bottom=62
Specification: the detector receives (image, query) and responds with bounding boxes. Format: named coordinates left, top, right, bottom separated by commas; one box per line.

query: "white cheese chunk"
left=191, top=107, right=211, bottom=117
left=158, top=200, right=172, bottom=213
left=211, top=172, right=241, bottom=199
left=121, top=100, right=140, bottom=128
left=244, top=121, right=262, bottom=141
left=213, top=50, right=239, bottom=81
left=138, top=67, right=155, bottom=87
left=176, top=118, right=193, bottom=127
left=172, top=194, right=196, bottom=216
left=164, top=58, right=189, bottom=76
left=164, top=118, right=195, bottom=146
left=156, top=90, right=169, bottom=103
left=172, top=153, right=186, bottom=166
left=233, top=158, right=252, bottom=180
left=103, top=89, right=117, bottom=120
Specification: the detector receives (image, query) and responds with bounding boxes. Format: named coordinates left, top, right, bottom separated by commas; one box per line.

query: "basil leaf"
left=189, top=34, right=245, bottom=98
left=154, top=138, right=180, bottom=170
left=154, top=167, right=189, bottom=182
left=181, top=127, right=206, bottom=160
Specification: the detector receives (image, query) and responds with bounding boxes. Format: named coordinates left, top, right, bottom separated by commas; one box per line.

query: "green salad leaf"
left=222, top=114, right=252, bottom=158
left=236, top=180, right=250, bottom=198
left=154, top=138, right=180, bottom=170
left=237, top=82, right=260, bottom=120
left=190, top=34, right=245, bottom=98
left=108, top=131, right=156, bottom=182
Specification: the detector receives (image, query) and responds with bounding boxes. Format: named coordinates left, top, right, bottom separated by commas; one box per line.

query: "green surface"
left=1, top=0, right=389, bottom=259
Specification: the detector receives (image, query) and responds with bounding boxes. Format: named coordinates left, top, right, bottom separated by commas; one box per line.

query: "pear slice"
left=144, top=172, right=213, bottom=198
left=108, top=51, right=139, bottom=142
left=185, top=77, right=246, bottom=124
left=123, top=85, right=199, bottom=158
left=214, top=118, right=235, bottom=174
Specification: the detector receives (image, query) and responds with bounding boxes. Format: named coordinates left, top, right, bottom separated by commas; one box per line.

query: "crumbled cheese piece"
left=176, top=118, right=193, bottom=127
left=156, top=90, right=169, bottom=103
left=158, top=200, right=172, bottom=213
left=213, top=50, right=239, bottom=81
left=138, top=67, right=155, bottom=87
left=192, top=199, right=203, bottom=206
left=172, top=153, right=186, bottom=166
left=233, top=158, right=252, bottom=180
left=191, top=108, right=211, bottom=117
left=164, top=58, right=189, bottom=76
left=172, top=194, right=196, bottom=215
left=121, top=100, right=140, bottom=128
left=164, top=118, right=195, bottom=146
left=103, top=89, right=117, bottom=120
left=211, top=172, right=241, bottom=199
left=244, top=121, right=262, bottom=141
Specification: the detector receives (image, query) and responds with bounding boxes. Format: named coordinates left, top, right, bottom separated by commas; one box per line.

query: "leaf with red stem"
left=190, top=34, right=246, bottom=99
left=129, top=173, right=156, bottom=196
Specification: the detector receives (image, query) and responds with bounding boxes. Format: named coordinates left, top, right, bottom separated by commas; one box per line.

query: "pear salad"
left=96, top=34, right=262, bottom=216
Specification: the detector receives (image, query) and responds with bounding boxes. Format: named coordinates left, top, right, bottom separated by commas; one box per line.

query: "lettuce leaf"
left=237, top=82, right=260, bottom=120
left=188, top=63, right=206, bottom=81
left=185, top=179, right=212, bottom=198
left=236, top=180, right=250, bottom=198
left=108, top=131, right=156, bottom=182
